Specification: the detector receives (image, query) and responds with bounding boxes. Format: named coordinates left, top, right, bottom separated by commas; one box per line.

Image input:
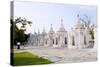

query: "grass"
left=13, top=52, right=53, bottom=66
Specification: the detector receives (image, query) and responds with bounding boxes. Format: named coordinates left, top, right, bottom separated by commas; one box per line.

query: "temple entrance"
left=52, top=39, right=54, bottom=44
left=65, top=37, right=67, bottom=46
left=72, top=36, right=75, bottom=46
left=45, top=40, right=47, bottom=44
left=65, top=37, right=67, bottom=44
left=56, top=38, right=58, bottom=45
left=84, top=35, right=86, bottom=45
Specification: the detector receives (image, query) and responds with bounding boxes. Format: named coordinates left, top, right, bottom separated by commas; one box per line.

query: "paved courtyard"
left=14, top=46, right=97, bottom=64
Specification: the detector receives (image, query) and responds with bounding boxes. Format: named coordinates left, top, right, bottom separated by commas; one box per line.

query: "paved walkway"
left=14, top=46, right=97, bottom=64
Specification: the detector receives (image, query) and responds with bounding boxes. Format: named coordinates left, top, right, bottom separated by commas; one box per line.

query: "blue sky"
left=14, top=1, right=97, bottom=34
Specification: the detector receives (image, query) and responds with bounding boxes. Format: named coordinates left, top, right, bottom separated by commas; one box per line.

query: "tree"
left=80, top=15, right=96, bottom=39
left=13, top=17, right=32, bottom=45
left=14, top=17, right=32, bottom=28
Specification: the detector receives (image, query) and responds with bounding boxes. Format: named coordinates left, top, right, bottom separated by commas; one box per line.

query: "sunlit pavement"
left=14, top=46, right=97, bottom=63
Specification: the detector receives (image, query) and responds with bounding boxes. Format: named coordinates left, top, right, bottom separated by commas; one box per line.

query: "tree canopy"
left=12, top=17, right=32, bottom=45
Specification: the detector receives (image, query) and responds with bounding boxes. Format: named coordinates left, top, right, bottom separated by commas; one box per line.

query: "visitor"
left=17, top=42, right=21, bottom=49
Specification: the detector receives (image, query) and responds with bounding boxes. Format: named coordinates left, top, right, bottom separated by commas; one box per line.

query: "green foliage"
left=14, top=17, right=32, bottom=28
left=13, top=52, right=53, bottom=66
left=12, top=17, right=32, bottom=45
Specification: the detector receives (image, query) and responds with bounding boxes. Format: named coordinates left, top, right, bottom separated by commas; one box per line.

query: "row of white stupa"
left=27, top=14, right=95, bottom=49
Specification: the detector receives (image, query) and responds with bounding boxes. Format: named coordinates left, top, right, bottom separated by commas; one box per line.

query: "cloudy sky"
left=14, top=1, right=97, bottom=34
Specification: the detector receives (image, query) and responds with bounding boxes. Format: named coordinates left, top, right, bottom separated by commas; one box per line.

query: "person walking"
left=17, top=42, right=21, bottom=49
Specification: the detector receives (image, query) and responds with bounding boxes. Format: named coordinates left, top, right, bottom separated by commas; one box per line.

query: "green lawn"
left=13, top=52, right=53, bottom=66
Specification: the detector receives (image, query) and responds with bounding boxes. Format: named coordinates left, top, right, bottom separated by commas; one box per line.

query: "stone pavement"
left=14, top=46, right=97, bottom=64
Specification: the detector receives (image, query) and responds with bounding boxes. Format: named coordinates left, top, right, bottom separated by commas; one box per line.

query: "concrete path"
left=14, top=46, right=97, bottom=64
